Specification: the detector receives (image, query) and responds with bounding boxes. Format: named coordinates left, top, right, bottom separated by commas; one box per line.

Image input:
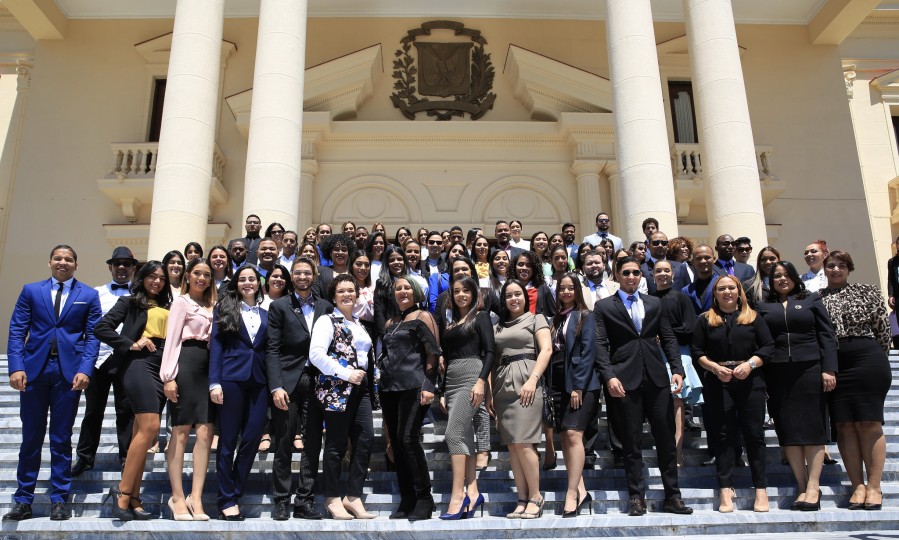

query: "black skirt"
left=550, top=360, right=598, bottom=432
left=122, top=340, right=166, bottom=415
left=828, top=337, right=890, bottom=424
left=766, top=360, right=826, bottom=446
left=170, top=339, right=216, bottom=427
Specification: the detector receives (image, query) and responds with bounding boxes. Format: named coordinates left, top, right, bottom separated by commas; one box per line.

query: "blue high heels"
left=439, top=495, right=470, bottom=520
left=467, top=494, right=485, bottom=518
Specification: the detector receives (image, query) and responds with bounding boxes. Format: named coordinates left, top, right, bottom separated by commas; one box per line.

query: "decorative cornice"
left=134, top=32, right=237, bottom=65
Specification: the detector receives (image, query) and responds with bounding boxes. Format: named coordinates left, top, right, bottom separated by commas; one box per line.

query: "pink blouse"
left=160, top=295, right=213, bottom=382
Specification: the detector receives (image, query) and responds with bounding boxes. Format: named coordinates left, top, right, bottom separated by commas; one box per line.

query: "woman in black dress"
left=549, top=272, right=599, bottom=517
left=757, top=261, right=838, bottom=511
left=381, top=276, right=441, bottom=521
left=692, top=275, right=774, bottom=513
left=820, top=250, right=892, bottom=510
left=95, top=261, right=172, bottom=521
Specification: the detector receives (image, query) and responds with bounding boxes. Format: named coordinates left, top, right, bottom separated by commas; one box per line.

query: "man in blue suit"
left=5, top=245, right=102, bottom=521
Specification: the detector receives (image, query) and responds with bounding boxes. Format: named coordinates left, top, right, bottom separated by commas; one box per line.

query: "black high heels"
left=562, top=492, right=593, bottom=518
left=103, top=487, right=133, bottom=521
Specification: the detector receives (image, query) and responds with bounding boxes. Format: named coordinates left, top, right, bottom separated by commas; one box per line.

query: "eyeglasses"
left=650, top=240, right=669, bottom=246
left=271, top=230, right=284, bottom=236
left=620, top=270, right=642, bottom=277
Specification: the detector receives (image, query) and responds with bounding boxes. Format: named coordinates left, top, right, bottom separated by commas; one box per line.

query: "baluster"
left=148, top=148, right=158, bottom=174
left=111, top=149, right=123, bottom=175
left=760, top=151, right=771, bottom=178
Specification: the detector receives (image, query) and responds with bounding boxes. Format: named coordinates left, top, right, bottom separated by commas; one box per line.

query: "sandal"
left=258, top=435, right=272, bottom=453
left=520, top=497, right=544, bottom=519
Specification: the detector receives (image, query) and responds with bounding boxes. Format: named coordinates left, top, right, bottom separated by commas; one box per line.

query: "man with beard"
left=562, top=222, right=578, bottom=261
left=582, top=249, right=619, bottom=307
left=242, top=214, right=263, bottom=265
left=714, top=234, right=754, bottom=281
left=228, top=239, right=248, bottom=272
left=583, top=212, right=622, bottom=252
left=492, top=220, right=523, bottom=262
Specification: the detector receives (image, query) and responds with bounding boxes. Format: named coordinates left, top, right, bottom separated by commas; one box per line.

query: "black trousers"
left=702, top=373, right=767, bottom=489
left=271, top=372, right=314, bottom=504
left=75, top=361, right=133, bottom=464
left=314, top=384, right=374, bottom=498
left=608, top=382, right=680, bottom=500
left=603, top=384, right=624, bottom=458
left=380, top=388, right=432, bottom=507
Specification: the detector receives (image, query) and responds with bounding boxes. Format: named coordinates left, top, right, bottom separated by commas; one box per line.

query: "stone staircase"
left=1, top=353, right=898, bottom=538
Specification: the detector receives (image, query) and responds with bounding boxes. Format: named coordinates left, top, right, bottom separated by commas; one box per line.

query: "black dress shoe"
left=763, top=419, right=775, bottom=430
left=272, top=500, right=291, bottom=521
left=735, top=457, right=747, bottom=467
left=612, top=455, right=625, bottom=468
left=71, top=459, right=93, bottom=477
left=685, top=420, right=703, bottom=432
left=627, top=498, right=646, bottom=516
left=662, top=497, right=693, bottom=515
left=293, top=502, right=324, bottom=520
left=2, top=503, right=32, bottom=521
left=50, top=502, right=71, bottom=521
left=702, top=456, right=716, bottom=466
left=218, top=511, right=246, bottom=521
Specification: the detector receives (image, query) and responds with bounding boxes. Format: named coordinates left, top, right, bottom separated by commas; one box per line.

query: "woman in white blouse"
left=309, top=274, right=377, bottom=520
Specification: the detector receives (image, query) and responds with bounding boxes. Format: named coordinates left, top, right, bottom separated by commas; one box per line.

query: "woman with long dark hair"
left=208, top=265, right=268, bottom=521
left=264, top=222, right=286, bottom=251
left=163, top=250, right=186, bottom=297
left=207, top=245, right=233, bottom=294
left=471, top=236, right=491, bottom=283
left=549, top=272, right=599, bottom=517
left=512, top=250, right=555, bottom=318
left=313, top=234, right=354, bottom=300
left=438, top=276, right=494, bottom=519
left=488, top=249, right=511, bottom=294
left=349, top=250, right=376, bottom=341
left=394, top=227, right=413, bottom=249
left=744, top=246, right=780, bottom=308
left=365, top=231, right=387, bottom=282
left=492, top=280, right=552, bottom=519
left=692, top=276, right=774, bottom=513
left=374, top=246, right=411, bottom=337
left=381, top=276, right=441, bottom=520
left=820, top=250, right=891, bottom=510
left=261, top=264, right=291, bottom=310
left=96, top=261, right=172, bottom=521
left=757, top=261, right=838, bottom=511
left=546, top=245, right=570, bottom=292
left=298, top=241, right=321, bottom=266
left=529, top=231, right=550, bottom=277
left=184, top=242, right=204, bottom=263
left=160, top=258, right=217, bottom=521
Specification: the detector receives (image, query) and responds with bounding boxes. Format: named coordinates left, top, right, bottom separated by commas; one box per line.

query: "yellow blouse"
left=475, top=262, right=490, bottom=279
left=142, top=304, right=169, bottom=339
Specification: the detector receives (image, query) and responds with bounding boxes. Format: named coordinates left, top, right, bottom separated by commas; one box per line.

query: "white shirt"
left=94, top=281, right=131, bottom=366
left=49, top=277, right=74, bottom=313
left=278, top=252, right=296, bottom=269
left=310, top=311, right=372, bottom=381
left=370, top=260, right=383, bottom=281
left=583, top=231, right=623, bottom=252
left=801, top=268, right=827, bottom=293
left=618, top=289, right=645, bottom=330
left=510, top=238, right=531, bottom=250
left=295, top=293, right=315, bottom=330
left=583, top=277, right=611, bottom=307
left=240, top=301, right=262, bottom=342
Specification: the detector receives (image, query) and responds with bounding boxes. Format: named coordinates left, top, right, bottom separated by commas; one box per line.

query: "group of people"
left=3, top=211, right=892, bottom=522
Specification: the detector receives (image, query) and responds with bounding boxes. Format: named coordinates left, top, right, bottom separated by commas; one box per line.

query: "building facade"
left=0, top=0, right=896, bottom=340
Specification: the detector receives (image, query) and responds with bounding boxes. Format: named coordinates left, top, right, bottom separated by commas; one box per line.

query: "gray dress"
left=492, top=312, right=548, bottom=445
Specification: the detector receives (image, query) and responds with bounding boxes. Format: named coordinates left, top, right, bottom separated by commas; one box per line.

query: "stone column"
left=572, top=161, right=604, bottom=237
left=147, top=0, right=224, bottom=259
left=605, top=0, right=679, bottom=242
left=299, top=159, right=318, bottom=231
left=683, top=0, right=768, bottom=247
left=242, top=0, right=308, bottom=230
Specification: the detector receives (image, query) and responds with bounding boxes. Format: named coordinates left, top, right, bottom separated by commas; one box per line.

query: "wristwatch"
left=748, top=360, right=758, bottom=370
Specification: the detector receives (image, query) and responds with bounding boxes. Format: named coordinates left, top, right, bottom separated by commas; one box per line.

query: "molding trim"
left=134, top=32, right=236, bottom=65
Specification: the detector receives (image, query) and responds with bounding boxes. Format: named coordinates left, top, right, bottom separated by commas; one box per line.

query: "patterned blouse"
left=819, top=283, right=891, bottom=352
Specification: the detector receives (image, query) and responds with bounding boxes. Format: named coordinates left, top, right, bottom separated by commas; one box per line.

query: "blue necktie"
left=627, top=295, right=642, bottom=333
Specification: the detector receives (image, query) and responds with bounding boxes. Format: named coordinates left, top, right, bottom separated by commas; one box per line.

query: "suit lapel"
left=612, top=294, right=638, bottom=334
left=238, top=316, right=253, bottom=347
left=40, top=279, right=55, bottom=321
left=288, top=295, right=311, bottom=334
left=59, top=280, right=80, bottom=321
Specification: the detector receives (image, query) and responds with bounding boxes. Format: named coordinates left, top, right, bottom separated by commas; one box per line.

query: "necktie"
left=627, top=295, right=642, bottom=333
left=726, top=260, right=735, bottom=276
left=54, top=282, right=63, bottom=319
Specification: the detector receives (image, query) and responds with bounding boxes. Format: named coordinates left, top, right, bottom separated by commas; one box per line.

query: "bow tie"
left=111, top=283, right=129, bottom=291
left=296, top=295, right=315, bottom=307
left=241, top=303, right=259, bottom=313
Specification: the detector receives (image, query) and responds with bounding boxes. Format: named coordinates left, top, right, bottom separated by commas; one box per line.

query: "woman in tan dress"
left=492, top=280, right=552, bottom=519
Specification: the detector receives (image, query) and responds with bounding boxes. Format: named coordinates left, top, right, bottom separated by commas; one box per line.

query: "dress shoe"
left=103, top=487, right=133, bottom=521
left=71, top=458, right=93, bottom=477
left=719, top=488, right=735, bottom=513
left=49, top=502, right=71, bottom=521
left=167, top=497, right=193, bottom=521
left=562, top=492, right=593, bottom=518
left=797, top=489, right=821, bottom=512
left=702, top=456, right=716, bottom=466
left=185, top=495, right=210, bottom=521
left=612, top=455, right=625, bottom=468
left=627, top=498, right=646, bottom=516
left=2, top=503, right=32, bottom=521
left=685, top=420, right=703, bottom=432
left=218, top=511, right=245, bottom=521
left=663, top=497, right=693, bottom=515
left=864, top=489, right=883, bottom=511
left=407, top=498, right=435, bottom=521
left=293, top=502, right=324, bottom=520
left=762, top=419, right=775, bottom=430
left=439, top=495, right=469, bottom=520
left=735, top=457, right=747, bottom=467
left=272, top=500, right=291, bottom=521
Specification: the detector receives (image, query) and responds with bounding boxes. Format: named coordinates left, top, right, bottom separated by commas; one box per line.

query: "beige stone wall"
left=0, top=16, right=884, bottom=343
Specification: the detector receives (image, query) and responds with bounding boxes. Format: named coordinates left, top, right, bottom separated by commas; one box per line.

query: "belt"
left=500, top=353, right=536, bottom=367
left=716, top=360, right=747, bottom=367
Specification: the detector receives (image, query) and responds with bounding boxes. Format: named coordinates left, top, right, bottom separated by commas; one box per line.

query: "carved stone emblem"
left=390, top=21, right=496, bottom=121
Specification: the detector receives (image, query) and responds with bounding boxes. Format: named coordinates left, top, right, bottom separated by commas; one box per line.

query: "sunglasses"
left=620, top=269, right=642, bottom=277
left=650, top=240, right=669, bottom=246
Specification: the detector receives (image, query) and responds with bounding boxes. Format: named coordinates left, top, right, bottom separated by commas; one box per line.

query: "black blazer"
left=716, top=259, right=755, bottom=282
left=311, top=266, right=338, bottom=304
left=551, top=310, right=601, bottom=394
left=594, top=292, right=683, bottom=391
left=265, top=295, right=332, bottom=395
left=691, top=312, right=774, bottom=387
left=93, top=296, right=148, bottom=374
left=641, top=259, right=683, bottom=294
left=672, top=262, right=726, bottom=291
left=651, top=288, right=696, bottom=347
left=756, top=293, right=838, bottom=372
left=533, top=283, right=556, bottom=319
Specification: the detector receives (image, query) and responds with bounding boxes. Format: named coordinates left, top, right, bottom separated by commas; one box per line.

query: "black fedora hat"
left=106, top=246, right=139, bottom=265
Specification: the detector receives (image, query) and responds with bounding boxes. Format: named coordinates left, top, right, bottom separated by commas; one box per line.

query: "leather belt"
left=500, top=353, right=536, bottom=367
left=716, top=360, right=747, bottom=367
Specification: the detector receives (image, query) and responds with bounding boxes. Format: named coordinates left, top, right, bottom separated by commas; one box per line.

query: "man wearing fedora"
left=71, top=247, right=138, bottom=477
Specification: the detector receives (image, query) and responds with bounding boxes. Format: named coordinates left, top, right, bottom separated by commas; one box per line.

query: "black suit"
left=420, top=255, right=447, bottom=280
left=594, top=292, right=684, bottom=501
left=641, top=259, right=683, bottom=295
left=490, top=245, right=524, bottom=266
left=265, top=294, right=331, bottom=505
left=243, top=234, right=262, bottom=265
left=715, top=259, right=754, bottom=282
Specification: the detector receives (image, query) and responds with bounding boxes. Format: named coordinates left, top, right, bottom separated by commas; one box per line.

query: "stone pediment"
left=226, top=43, right=382, bottom=138
left=504, top=44, right=612, bottom=121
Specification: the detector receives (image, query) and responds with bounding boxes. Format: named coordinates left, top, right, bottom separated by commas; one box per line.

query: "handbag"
left=533, top=315, right=556, bottom=428
left=314, top=315, right=357, bottom=412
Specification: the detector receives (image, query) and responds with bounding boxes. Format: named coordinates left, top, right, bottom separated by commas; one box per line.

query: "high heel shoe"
left=466, top=494, right=485, bottom=518
left=506, top=499, right=528, bottom=519
left=342, top=499, right=376, bottom=519
left=718, top=488, right=735, bottom=513
left=326, top=508, right=354, bottom=520
left=129, top=496, right=153, bottom=520
left=185, top=495, right=210, bottom=521
left=407, top=498, right=435, bottom=521
left=167, top=497, right=193, bottom=521
left=104, top=487, right=133, bottom=521
left=520, top=497, right=544, bottom=519
left=439, top=495, right=470, bottom=520
left=798, top=489, right=821, bottom=512
left=563, top=492, right=593, bottom=518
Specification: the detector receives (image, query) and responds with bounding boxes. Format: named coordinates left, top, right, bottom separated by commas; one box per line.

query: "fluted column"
left=299, top=159, right=318, bottom=231
left=605, top=0, right=679, bottom=242
left=572, top=161, right=604, bottom=237
left=147, top=0, right=224, bottom=259
left=242, top=0, right=308, bottom=230
left=684, top=0, right=768, bottom=246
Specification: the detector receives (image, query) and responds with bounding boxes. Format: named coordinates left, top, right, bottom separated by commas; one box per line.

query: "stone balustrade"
left=109, top=141, right=225, bottom=180
left=671, top=143, right=776, bottom=182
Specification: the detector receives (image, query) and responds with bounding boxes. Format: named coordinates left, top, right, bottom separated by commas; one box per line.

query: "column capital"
left=15, top=59, right=32, bottom=94
left=571, top=160, right=606, bottom=178
left=301, top=158, right=319, bottom=178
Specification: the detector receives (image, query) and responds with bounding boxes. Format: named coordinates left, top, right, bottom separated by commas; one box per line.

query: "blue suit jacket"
left=8, top=279, right=102, bottom=381
left=209, top=306, right=269, bottom=386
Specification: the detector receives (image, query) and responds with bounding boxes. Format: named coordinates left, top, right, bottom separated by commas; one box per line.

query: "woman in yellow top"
left=471, top=236, right=491, bottom=281
left=95, top=261, right=172, bottom=521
